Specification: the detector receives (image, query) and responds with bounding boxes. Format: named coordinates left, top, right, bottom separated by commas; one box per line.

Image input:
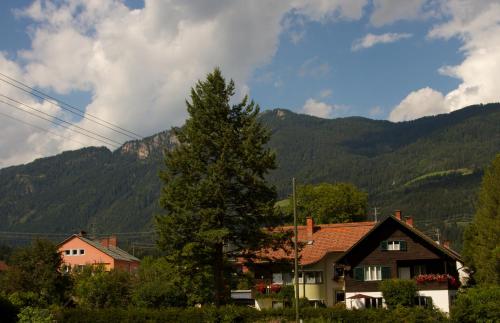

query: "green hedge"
left=54, top=305, right=448, bottom=323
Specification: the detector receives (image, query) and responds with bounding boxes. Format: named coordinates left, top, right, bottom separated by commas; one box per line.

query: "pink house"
left=58, top=232, right=140, bottom=273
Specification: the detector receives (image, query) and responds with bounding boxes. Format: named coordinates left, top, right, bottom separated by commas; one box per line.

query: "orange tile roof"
left=257, top=221, right=375, bottom=265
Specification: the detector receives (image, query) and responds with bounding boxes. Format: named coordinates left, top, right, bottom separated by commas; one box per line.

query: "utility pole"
left=435, top=228, right=441, bottom=244
left=293, top=177, right=300, bottom=323
left=374, top=207, right=378, bottom=222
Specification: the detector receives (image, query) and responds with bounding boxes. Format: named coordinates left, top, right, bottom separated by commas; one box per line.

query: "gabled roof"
left=336, top=216, right=463, bottom=264
left=257, top=221, right=376, bottom=265
left=58, top=234, right=140, bottom=262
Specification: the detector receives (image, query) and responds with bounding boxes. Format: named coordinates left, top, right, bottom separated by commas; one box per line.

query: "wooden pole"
left=293, top=177, right=300, bottom=323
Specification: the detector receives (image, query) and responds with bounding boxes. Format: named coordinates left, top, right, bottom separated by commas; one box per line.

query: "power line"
left=0, top=96, right=121, bottom=148
left=0, top=72, right=143, bottom=139
left=0, top=110, right=88, bottom=147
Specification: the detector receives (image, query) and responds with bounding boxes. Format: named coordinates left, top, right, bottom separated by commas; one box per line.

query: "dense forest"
left=1, top=103, right=500, bottom=249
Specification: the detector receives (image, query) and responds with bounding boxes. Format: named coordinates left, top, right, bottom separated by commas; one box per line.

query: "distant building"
left=57, top=232, right=140, bottom=273
left=243, top=211, right=465, bottom=314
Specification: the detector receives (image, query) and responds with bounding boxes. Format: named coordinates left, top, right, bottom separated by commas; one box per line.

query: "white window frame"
left=387, top=241, right=401, bottom=250
left=364, top=266, right=382, bottom=281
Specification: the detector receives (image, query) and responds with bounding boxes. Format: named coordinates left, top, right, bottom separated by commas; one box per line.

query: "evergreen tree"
left=463, top=154, right=500, bottom=285
left=157, top=68, right=280, bottom=306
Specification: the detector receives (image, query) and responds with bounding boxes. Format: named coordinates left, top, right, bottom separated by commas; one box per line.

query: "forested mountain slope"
left=1, top=103, right=500, bottom=248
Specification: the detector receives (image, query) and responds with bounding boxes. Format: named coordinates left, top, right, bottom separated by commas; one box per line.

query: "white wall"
left=418, top=289, right=455, bottom=314
left=345, top=291, right=385, bottom=309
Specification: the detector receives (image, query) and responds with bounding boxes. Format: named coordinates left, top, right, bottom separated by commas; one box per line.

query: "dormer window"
left=381, top=240, right=407, bottom=251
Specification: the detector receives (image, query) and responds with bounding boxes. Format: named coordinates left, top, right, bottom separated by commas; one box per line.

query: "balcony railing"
left=414, top=274, right=460, bottom=289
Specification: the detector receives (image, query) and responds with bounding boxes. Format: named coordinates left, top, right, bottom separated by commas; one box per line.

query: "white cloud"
left=370, top=0, right=440, bottom=27
left=298, top=56, right=331, bottom=77
left=389, top=87, right=447, bottom=121
left=0, top=0, right=369, bottom=167
left=301, top=98, right=348, bottom=118
left=352, top=32, right=412, bottom=51
left=390, top=0, right=500, bottom=121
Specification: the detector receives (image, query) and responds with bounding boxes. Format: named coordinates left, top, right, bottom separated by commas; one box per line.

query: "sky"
left=0, top=0, right=499, bottom=167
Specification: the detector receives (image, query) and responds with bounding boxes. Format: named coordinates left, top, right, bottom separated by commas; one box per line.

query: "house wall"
left=59, top=237, right=115, bottom=270
left=418, top=289, right=455, bottom=314
left=299, top=260, right=327, bottom=302
left=115, top=259, right=140, bottom=272
left=343, top=222, right=456, bottom=293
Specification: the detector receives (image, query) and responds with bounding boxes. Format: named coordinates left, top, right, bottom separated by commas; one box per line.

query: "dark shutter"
left=354, top=267, right=364, bottom=281
left=400, top=240, right=407, bottom=251
left=380, top=240, right=388, bottom=251
left=382, top=266, right=391, bottom=279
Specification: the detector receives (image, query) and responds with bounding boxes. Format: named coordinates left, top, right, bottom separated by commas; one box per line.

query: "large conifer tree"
left=463, top=154, right=500, bottom=285
left=157, top=68, right=279, bottom=305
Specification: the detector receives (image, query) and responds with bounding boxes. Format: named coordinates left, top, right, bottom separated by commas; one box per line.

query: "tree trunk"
left=214, top=243, right=224, bottom=307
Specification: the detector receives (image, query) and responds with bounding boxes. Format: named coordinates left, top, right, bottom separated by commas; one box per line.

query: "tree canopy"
left=463, top=154, right=500, bottom=285
left=156, top=68, right=280, bottom=305
left=282, top=182, right=368, bottom=224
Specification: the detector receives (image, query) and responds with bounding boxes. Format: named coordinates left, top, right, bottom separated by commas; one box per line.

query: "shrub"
left=17, top=306, right=54, bottom=323
left=380, top=279, right=418, bottom=308
left=451, top=286, right=500, bottom=323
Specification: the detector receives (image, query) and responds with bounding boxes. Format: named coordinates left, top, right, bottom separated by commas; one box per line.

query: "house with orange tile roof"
left=57, top=232, right=140, bottom=273
left=244, top=211, right=465, bottom=313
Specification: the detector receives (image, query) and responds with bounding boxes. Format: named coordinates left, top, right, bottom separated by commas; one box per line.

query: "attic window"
left=72, top=249, right=78, bottom=255
left=79, top=249, right=85, bottom=255
left=381, top=240, right=407, bottom=251
left=64, top=250, right=70, bottom=255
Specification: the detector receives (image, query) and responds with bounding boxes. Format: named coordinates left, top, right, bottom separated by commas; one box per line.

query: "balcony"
left=414, top=274, right=460, bottom=290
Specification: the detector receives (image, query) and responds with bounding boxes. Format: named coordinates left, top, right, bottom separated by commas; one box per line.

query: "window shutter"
left=354, top=267, right=364, bottom=281
left=382, top=266, right=391, bottom=279
left=400, top=240, right=407, bottom=251
left=380, top=240, right=388, bottom=251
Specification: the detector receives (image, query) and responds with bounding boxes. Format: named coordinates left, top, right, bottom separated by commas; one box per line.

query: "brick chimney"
left=100, top=235, right=117, bottom=248
left=443, top=240, right=450, bottom=248
left=395, top=210, right=402, bottom=220
left=405, top=216, right=414, bottom=227
left=306, top=217, right=314, bottom=242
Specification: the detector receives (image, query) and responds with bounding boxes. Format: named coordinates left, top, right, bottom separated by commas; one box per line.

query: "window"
left=335, top=290, right=345, bottom=303
left=298, top=271, right=323, bottom=284
left=414, top=296, right=432, bottom=308
left=79, top=249, right=85, bottom=255
left=272, top=273, right=283, bottom=284
left=365, top=266, right=382, bottom=281
left=354, top=266, right=391, bottom=281
left=365, top=297, right=383, bottom=308
left=272, top=272, right=292, bottom=285
left=72, top=249, right=77, bottom=255
left=381, top=240, right=407, bottom=251
left=414, top=264, right=426, bottom=276
left=64, top=250, right=70, bottom=255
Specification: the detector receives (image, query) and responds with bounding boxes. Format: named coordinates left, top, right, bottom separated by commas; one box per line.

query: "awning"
left=347, top=294, right=375, bottom=299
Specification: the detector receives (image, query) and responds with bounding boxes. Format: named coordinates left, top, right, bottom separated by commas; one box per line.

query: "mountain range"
left=2, top=103, right=500, bottom=249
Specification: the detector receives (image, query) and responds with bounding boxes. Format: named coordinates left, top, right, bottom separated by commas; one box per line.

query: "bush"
left=380, top=279, right=418, bottom=308
left=451, top=286, right=500, bottom=323
left=17, top=306, right=54, bottom=323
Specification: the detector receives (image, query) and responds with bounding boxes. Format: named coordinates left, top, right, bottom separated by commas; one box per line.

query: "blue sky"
left=0, top=0, right=499, bottom=166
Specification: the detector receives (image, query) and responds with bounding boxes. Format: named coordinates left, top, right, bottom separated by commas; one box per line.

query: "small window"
left=366, top=297, right=383, bottom=308
left=79, top=249, right=85, bottom=255
left=414, top=264, right=426, bottom=276
left=272, top=273, right=283, bottom=284
left=414, top=296, right=432, bottom=308
left=381, top=240, right=407, bottom=251
left=64, top=250, right=70, bottom=255
left=335, top=290, right=345, bottom=303
left=354, top=266, right=391, bottom=281
left=72, top=249, right=78, bottom=255
left=282, top=272, right=293, bottom=285
left=298, top=271, right=323, bottom=284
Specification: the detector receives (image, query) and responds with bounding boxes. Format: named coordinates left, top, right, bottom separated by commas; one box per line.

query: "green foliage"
left=2, top=239, right=71, bottom=306
left=284, top=182, right=368, bottom=224
left=380, top=279, right=418, bottom=308
left=156, top=68, right=280, bottom=305
left=451, top=286, right=500, bottom=323
left=462, top=154, right=500, bottom=285
left=132, top=257, right=187, bottom=307
left=73, top=265, right=132, bottom=308
left=53, top=306, right=448, bottom=323
left=17, top=306, right=54, bottom=323
left=2, top=104, right=500, bottom=250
